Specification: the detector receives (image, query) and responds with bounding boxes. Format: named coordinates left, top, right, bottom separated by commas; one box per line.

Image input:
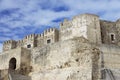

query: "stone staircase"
left=105, top=69, right=115, bottom=80
left=103, top=69, right=120, bottom=80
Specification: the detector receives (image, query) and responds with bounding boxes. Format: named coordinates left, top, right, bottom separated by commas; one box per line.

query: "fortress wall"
left=21, top=48, right=31, bottom=66
left=60, top=14, right=101, bottom=44
left=0, top=47, right=31, bottom=75
left=36, top=34, right=44, bottom=47
left=20, top=48, right=31, bottom=75
left=60, top=19, right=73, bottom=41
left=72, top=14, right=101, bottom=44
left=100, top=44, right=120, bottom=69
left=31, top=45, right=50, bottom=71
left=100, top=20, right=119, bottom=44
left=31, top=37, right=93, bottom=80
left=3, top=40, right=17, bottom=52
left=44, top=28, right=59, bottom=45
left=31, top=67, right=92, bottom=80
left=17, top=40, right=24, bottom=48
left=0, top=48, right=21, bottom=70
left=23, top=34, right=36, bottom=48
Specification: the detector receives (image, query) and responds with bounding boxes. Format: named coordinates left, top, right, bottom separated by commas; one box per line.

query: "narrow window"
left=111, top=34, right=115, bottom=41
left=27, top=44, right=31, bottom=48
left=47, top=39, right=51, bottom=44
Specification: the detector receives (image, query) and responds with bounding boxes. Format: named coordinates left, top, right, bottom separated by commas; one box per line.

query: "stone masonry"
left=0, top=13, right=120, bottom=80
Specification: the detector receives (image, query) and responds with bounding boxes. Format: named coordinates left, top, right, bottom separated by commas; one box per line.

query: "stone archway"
left=9, top=57, right=17, bottom=70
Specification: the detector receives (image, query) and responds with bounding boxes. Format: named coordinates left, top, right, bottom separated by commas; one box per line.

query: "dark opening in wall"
left=111, top=34, right=115, bottom=41
left=27, top=44, right=31, bottom=48
left=9, top=58, right=16, bottom=70
left=47, top=39, right=51, bottom=44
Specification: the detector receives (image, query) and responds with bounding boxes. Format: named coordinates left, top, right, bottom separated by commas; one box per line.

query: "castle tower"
left=3, top=40, right=17, bottom=52
left=60, top=19, right=73, bottom=41
left=23, top=34, right=37, bottom=49
left=60, top=13, right=102, bottom=44
left=36, top=33, right=44, bottom=47
left=72, top=13, right=102, bottom=44
left=43, top=28, right=59, bottom=45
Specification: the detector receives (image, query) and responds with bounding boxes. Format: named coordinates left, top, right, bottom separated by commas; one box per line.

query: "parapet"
left=3, top=40, right=17, bottom=44
left=60, top=19, right=72, bottom=30
left=80, top=13, right=99, bottom=17
left=37, top=33, right=44, bottom=38
left=3, top=40, right=17, bottom=52
left=72, top=13, right=99, bottom=20
left=17, top=40, right=24, bottom=45
left=24, top=34, right=36, bottom=39
left=100, top=20, right=115, bottom=27
left=43, top=28, right=58, bottom=35
left=17, top=40, right=24, bottom=43
left=16, top=40, right=24, bottom=48
left=60, top=19, right=70, bottom=26
left=100, top=20, right=114, bottom=23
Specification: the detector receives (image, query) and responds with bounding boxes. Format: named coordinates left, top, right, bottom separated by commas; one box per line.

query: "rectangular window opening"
left=47, top=39, right=51, bottom=44
left=27, top=44, right=31, bottom=48
left=111, top=34, right=115, bottom=41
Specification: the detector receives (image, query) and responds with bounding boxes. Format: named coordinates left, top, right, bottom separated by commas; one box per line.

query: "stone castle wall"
left=1, top=13, right=120, bottom=80
left=3, top=13, right=120, bottom=52
left=60, top=14, right=101, bottom=44
left=30, top=37, right=93, bottom=80
left=2, top=28, right=59, bottom=52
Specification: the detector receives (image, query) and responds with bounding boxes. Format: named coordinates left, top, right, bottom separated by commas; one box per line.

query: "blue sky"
left=0, top=0, right=120, bottom=52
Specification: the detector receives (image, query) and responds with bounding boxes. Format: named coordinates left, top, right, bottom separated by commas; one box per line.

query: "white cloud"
left=0, top=0, right=120, bottom=52
left=1, top=0, right=120, bottom=29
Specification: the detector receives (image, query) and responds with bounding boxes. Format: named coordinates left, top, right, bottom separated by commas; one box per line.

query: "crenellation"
left=60, top=19, right=72, bottom=30
left=2, top=13, right=120, bottom=51
left=43, top=28, right=59, bottom=45
left=1, top=13, right=120, bottom=80
left=25, top=34, right=36, bottom=39
left=16, top=40, right=24, bottom=48
left=3, top=40, right=17, bottom=52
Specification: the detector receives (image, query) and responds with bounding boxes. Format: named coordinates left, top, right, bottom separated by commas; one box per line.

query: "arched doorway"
left=9, top=57, right=16, bottom=70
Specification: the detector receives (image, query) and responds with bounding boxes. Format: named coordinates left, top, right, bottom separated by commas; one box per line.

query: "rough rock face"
left=30, top=37, right=96, bottom=80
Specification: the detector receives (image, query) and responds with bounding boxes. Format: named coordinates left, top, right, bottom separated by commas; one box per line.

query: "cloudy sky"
left=0, top=0, right=120, bottom=52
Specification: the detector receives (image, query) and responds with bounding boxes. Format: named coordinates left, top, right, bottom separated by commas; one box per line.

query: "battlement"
left=24, top=34, right=36, bottom=39
left=17, top=40, right=24, bottom=43
left=72, top=13, right=99, bottom=19
left=2, top=13, right=120, bottom=52
left=3, top=40, right=17, bottom=51
left=43, top=28, right=58, bottom=35
left=1, top=13, right=120, bottom=80
left=80, top=13, right=99, bottom=17
left=60, top=19, right=72, bottom=30
left=17, top=40, right=24, bottom=44
left=3, top=40, right=16, bottom=44
left=60, top=19, right=71, bottom=26
left=37, top=33, right=44, bottom=38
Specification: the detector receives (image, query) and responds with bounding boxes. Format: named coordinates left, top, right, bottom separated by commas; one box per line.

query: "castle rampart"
left=2, top=13, right=120, bottom=52
left=1, top=13, right=120, bottom=80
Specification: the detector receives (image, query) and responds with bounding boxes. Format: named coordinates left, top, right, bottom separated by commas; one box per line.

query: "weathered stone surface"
left=0, top=13, right=120, bottom=80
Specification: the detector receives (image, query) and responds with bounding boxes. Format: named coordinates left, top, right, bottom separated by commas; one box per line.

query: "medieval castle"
left=0, top=13, right=120, bottom=80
